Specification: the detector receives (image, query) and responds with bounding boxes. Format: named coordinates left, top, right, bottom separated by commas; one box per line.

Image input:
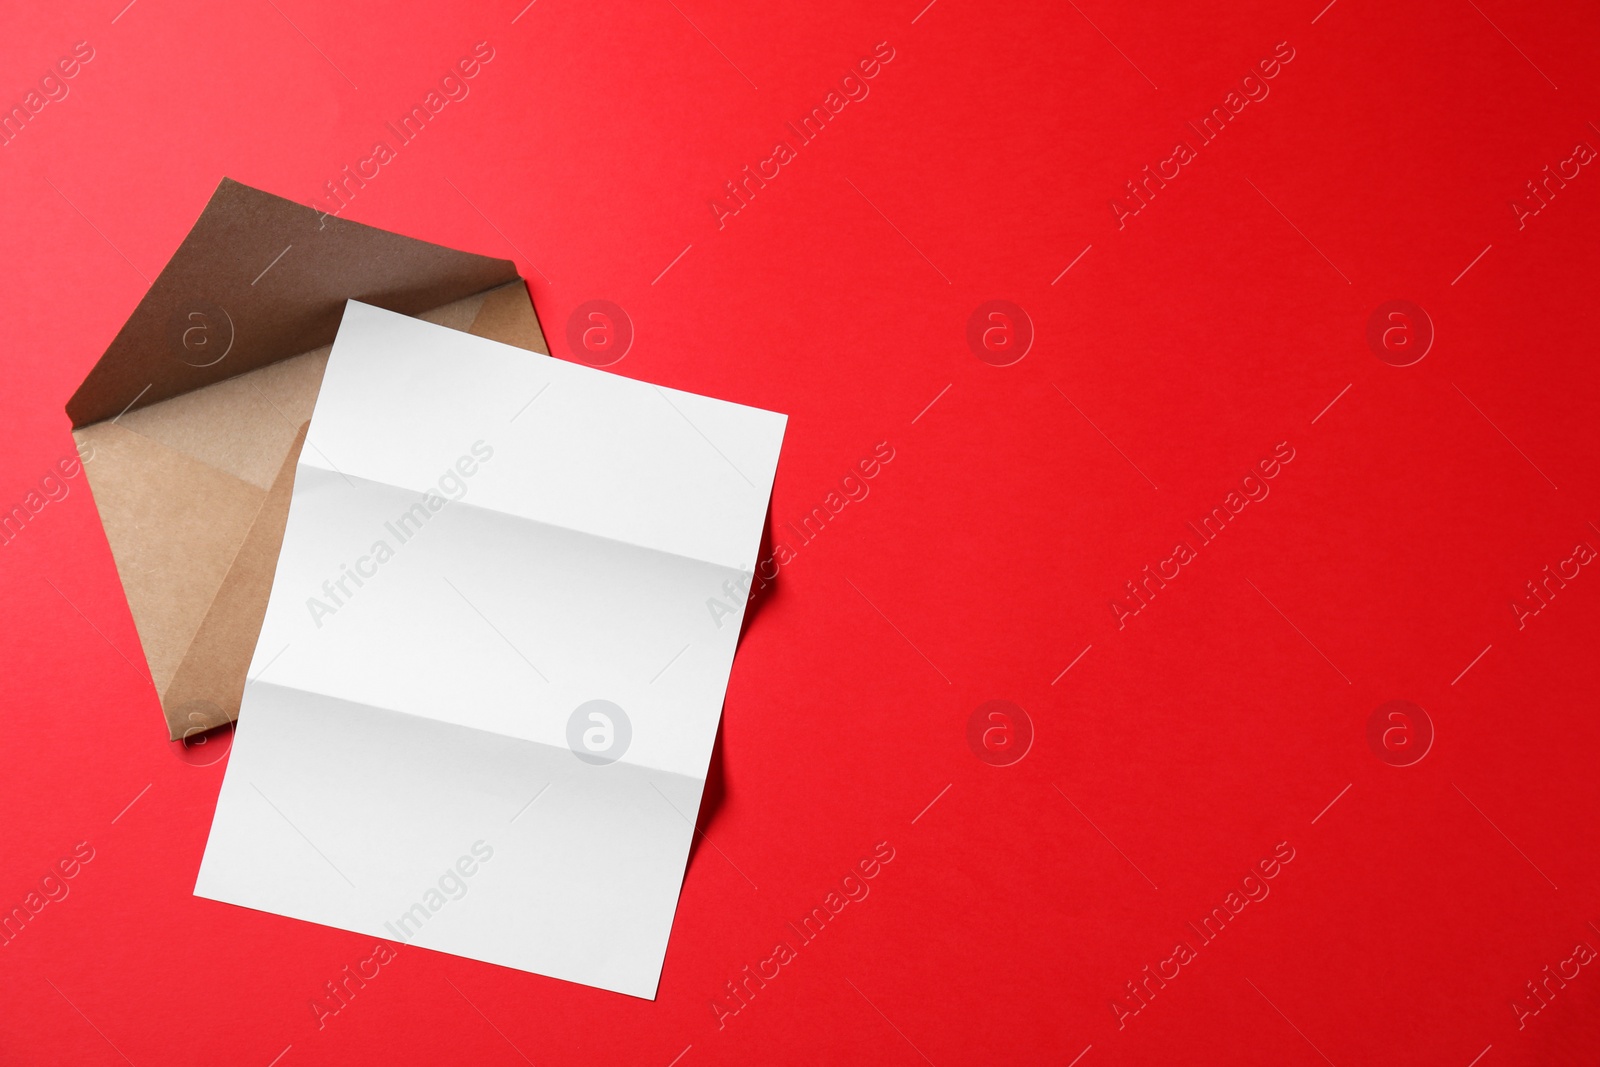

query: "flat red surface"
left=3, top=0, right=1599, bottom=1063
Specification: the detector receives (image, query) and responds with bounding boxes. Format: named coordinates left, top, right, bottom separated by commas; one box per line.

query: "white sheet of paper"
left=194, top=300, right=785, bottom=998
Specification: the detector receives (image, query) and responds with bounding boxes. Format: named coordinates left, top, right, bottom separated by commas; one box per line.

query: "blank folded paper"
left=196, top=301, right=785, bottom=998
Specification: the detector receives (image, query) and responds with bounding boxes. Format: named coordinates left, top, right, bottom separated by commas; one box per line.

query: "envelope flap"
left=66, top=178, right=519, bottom=429
left=71, top=419, right=267, bottom=697
left=161, top=423, right=308, bottom=740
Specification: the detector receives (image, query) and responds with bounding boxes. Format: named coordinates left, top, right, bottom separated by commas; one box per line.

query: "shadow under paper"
left=685, top=498, right=781, bottom=876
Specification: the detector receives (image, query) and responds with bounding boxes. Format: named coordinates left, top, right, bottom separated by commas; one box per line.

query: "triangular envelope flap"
left=72, top=419, right=267, bottom=697
left=161, top=423, right=307, bottom=740
left=66, top=178, right=519, bottom=429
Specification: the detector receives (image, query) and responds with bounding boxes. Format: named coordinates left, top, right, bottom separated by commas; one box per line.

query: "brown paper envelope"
left=66, top=179, right=548, bottom=739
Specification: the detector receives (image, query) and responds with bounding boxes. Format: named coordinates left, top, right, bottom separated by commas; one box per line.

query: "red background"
left=3, top=0, right=1599, bottom=1063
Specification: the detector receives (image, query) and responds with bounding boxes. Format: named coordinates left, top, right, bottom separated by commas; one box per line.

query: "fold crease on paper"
left=196, top=302, right=786, bottom=998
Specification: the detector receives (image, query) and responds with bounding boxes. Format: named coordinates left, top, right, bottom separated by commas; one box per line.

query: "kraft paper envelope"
left=65, top=178, right=546, bottom=741
left=195, top=302, right=786, bottom=997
